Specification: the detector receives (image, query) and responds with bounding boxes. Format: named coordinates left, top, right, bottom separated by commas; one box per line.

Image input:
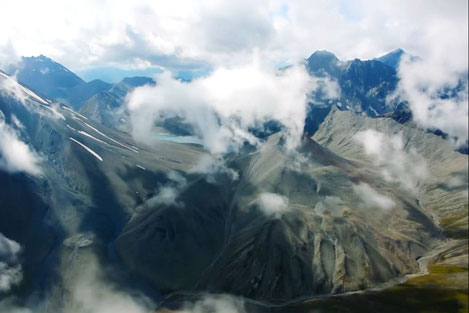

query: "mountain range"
left=7, top=55, right=155, bottom=111
left=0, top=50, right=467, bottom=313
left=304, top=50, right=401, bottom=135
left=8, top=50, right=412, bottom=138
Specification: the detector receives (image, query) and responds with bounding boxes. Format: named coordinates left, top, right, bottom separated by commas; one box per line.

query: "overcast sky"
left=0, top=0, right=467, bottom=80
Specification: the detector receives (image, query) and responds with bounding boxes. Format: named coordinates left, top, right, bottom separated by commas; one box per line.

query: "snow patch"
left=69, top=137, right=103, bottom=162
left=369, top=107, right=379, bottom=117
left=81, top=120, right=139, bottom=153
left=63, top=106, right=89, bottom=120
left=0, top=72, right=49, bottom=105
left=43, top=104, right=65, bottom=120
left=77, top=131, right=108, bottom=145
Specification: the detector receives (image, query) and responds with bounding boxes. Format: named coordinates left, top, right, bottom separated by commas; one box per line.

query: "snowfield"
left=69, top=137, right=103, bottom=162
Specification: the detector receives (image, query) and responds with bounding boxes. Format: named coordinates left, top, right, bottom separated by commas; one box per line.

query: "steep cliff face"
left=304, top=51, right=401, bottom=135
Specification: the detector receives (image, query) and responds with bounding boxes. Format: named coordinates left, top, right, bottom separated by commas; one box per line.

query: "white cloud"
left=0, top=0, right=465, bottom=74
left=374, top=0, right=468, bottom=147
left=0, top=112, right=42, bottom=176
left=145, top=171, right=187, bottom=207
left=147, top=186, right=181, bottom=207
left=127, top=62, right=314, bottom=154
left=0, top=246, right=154, bottom=312
left=353, top=129, right=427, bottom=193
left=66, top=278, right=152, bottom=313
left=168, top=170, right=187, bottom=186
left=0, top=72, right=28, bottom=104
left=0, top=72, right=65, bottom=121
left=311, top=75, right=341, bottom=101
left=393, top=55, right=468, bottom=147
left=11, top=115, right=25, bottom=130
left=0, top=40, right=20, bottom=70
left=62, top=259, right=154, bottom=313
left=0, top=1, right=466, bottom=145
left=179, top=294, right=246, bottom=313
left=0, top=234, right=21, bottom=261
left=189, top=155, right=239, bottom=183
left=353, top=183, right=396, bottom=211
left=196, top=1, right=274, bottom=55
left=0, top=233, right=23, bottom=293
left=0, top=262, right=22, bottom=293
left=257, top=192, right=289, bottom=217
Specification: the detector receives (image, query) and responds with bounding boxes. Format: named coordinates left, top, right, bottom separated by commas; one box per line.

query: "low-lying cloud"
left=0, top=40, right=20, bottom=70
left=0, top=233, right=23, bottom=293
left=257, top=192, right=289, bottom=217
left=178, top=294, right=246, bottom=313
left=65, top=267, right=153, bottom=313
left=0, top=111, right=42, bottom=176
left=354, top=129, right=427, bottom=193
left=0, top=251, right=154, bottom=313
left=148, top=186, right=181, bottom=206
left=0, top=72, right=29, bottom=105
left=127, top=62, right=319, bottom=154
left=388, top=5, right=468, bottom=148
left=0, top=72, right=64, bottom=121
left=393, top=55, right=468, bottom=147
left=144, top=171, right=187, bottom=207
left=353, top=183, right=396, bottom=211
left=189, top=155, right=239, bottom=183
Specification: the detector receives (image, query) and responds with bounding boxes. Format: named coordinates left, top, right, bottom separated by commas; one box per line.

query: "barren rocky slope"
left=0, top=72, right=467, bottom=312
